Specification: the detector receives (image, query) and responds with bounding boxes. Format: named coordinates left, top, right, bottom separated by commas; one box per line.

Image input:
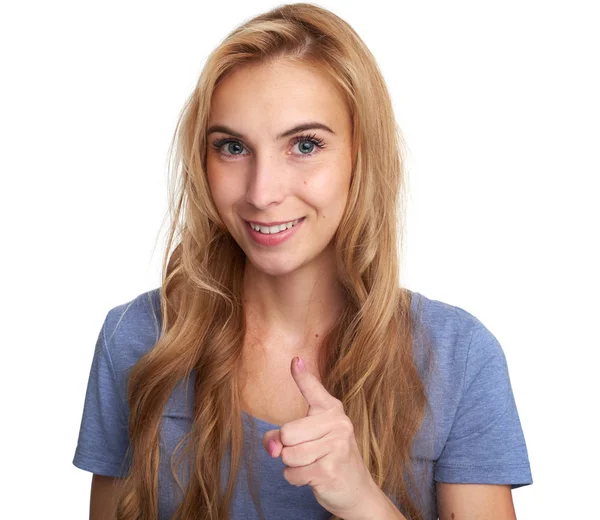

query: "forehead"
left=208, top=61, right=349, bottom=134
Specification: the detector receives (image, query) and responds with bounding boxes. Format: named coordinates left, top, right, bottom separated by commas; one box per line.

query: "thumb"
left=262, top=429, right=283, bottom=458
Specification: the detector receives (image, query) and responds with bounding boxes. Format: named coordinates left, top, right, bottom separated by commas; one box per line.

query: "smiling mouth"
left=246, top=218, right=304, bottom=234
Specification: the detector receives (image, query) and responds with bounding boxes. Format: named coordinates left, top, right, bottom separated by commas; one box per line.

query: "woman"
left=73, top=3, right=532, bottom=519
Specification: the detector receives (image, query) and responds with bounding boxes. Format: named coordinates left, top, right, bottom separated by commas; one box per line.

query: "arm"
left=348, top=482, right=517, bottom=520
left=432, top=323, right=531, bottom=518
left=436, top=483, right=517, bottom=520
left=90, top=474, right=125, bottom=520
left=344, top=482, right=408, bottom=519
left=74, top=316, right=132, bottom=518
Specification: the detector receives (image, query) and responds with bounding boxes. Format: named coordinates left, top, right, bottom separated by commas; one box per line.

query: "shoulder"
left=407, top=290, right=518, bottom=455
left=408, top=289, right=491, bottom=340
left=101, top=287, right=162, bottom=381
left=407, top=289, right=504, bottom=377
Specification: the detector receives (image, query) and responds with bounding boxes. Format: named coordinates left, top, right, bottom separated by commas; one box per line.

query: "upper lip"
left=245, top=217, right=303, bottom=226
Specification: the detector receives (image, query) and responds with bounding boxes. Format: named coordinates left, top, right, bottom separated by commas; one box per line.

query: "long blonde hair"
left=116, top=3, right=433, bottom=519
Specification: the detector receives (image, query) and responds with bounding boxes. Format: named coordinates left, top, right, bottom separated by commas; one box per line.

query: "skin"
left=206, top=59, right=353, bottom=343
left=89, top=474, right=123, bottom=519
left=206, top=59, right=353, bottom=426
left=436, top=483, right=517, bottom=519
left=89, top=59, right=518, bottom=519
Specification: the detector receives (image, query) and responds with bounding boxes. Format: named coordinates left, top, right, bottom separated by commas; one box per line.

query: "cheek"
left=207, top=164, right=244, bottom=210
left=301, top=163, right=351, bottom=216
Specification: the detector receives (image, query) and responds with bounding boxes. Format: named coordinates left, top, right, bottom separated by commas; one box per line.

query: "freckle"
left=304, top=181, right=307, bottom=185
left=451, top=513, right=455, bottom=519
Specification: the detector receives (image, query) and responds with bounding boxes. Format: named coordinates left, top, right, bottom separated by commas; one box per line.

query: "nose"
left=245, top=152, right=287, bottom=210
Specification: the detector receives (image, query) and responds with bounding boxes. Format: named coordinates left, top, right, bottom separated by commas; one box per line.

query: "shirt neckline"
left=241, top=410, right=283, bottom=431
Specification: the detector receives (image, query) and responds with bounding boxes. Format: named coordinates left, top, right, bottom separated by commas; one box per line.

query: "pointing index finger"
left=291, top=356, right=336, bottom=414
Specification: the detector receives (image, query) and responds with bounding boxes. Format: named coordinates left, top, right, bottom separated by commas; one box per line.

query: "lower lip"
left=245, top=218, right=305, bottom=246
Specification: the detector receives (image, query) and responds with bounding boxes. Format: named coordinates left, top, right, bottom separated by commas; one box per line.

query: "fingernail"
left=267, top=439, right=277, bottom=457
left=296, top=356, right=305, bottom=371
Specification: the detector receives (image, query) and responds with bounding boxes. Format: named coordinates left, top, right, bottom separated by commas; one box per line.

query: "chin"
left=246, top=255, right=304, bottom=277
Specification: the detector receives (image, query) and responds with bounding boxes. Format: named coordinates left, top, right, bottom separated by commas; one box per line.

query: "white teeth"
left=249, top=218, right=301, bottom=234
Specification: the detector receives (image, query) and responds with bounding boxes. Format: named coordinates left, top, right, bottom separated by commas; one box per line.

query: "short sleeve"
left=73, top=316, right=131, bottom=477
left=434, top=323, right=533, bottom=488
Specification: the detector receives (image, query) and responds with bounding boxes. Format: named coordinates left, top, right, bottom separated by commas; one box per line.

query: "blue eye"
left=296, top=140, right=316, bottom=154
left=223, top=141, right=245, bottom=156
left=211, top=133, right=326, bottom=160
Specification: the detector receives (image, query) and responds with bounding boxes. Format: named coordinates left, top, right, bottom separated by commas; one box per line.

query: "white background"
left=1, top=0, right=598, bottom=518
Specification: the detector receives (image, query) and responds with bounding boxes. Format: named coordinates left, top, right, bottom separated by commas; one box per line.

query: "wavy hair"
left=115, top=3, right=433, bottom=519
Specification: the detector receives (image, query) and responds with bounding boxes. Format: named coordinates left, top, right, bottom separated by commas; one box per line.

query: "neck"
left=242, top=249, right=345, bottom=350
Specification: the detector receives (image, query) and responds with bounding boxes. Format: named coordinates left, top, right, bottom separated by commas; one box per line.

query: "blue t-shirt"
left=73, top=288, right=532, bottom=519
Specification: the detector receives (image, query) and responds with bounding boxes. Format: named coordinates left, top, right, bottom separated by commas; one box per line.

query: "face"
left=206, top=60, right=352, bottom=277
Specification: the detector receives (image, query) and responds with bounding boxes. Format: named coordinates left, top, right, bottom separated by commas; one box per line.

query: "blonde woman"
left=73, top=3, right=532, bottom=519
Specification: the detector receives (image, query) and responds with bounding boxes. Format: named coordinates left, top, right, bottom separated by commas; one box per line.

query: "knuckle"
left=334, top=437, right=348, bottom=454
left=343, top=417, right=354, bottom=434
left=280, top=446, right=292, bottom=466
left=279, top=424, right=292, bottom=445
left=321, top=457, right=336, bottom=479
left=336, top=415, right=353, bottom=434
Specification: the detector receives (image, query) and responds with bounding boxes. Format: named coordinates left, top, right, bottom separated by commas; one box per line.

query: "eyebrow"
left=206, top=122, right=336, bottom=140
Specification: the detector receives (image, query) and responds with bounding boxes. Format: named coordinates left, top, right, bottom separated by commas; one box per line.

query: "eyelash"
left=211, top=133, right=327, bottom=160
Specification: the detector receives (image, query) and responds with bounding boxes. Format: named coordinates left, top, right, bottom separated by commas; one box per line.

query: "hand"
left=261, top=356, right=382, bottom=519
